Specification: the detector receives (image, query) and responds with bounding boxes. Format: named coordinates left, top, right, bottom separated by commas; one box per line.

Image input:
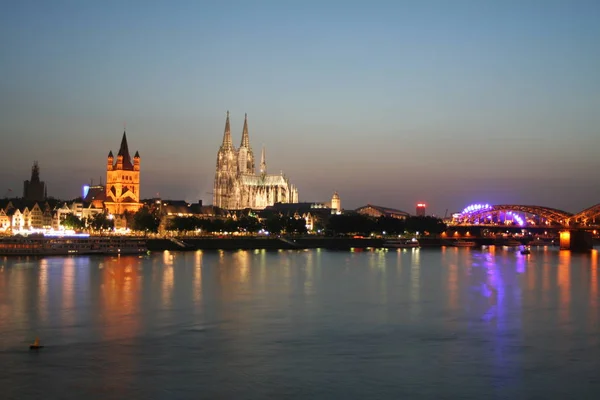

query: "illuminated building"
left=104, top=131, right=142, bottom=215
left=331, top=192, right=341, bottom=214
left=82, top=184, right=106, bottom=209
left=416, top=203, right=426, bottom=217
left=23, top=161, right=47, bottom=202
left=0, top=209, right=10, bottom=231
left=213, top=112, right=298, bottom=210
left=355, top=204, right=409, bottom=219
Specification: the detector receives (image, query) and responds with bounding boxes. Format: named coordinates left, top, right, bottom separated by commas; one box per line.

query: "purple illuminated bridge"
left=456, top=203, right=600, bottom=227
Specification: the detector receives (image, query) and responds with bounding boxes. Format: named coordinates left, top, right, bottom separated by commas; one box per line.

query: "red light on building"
left=416, top=203, right=426, bottom=217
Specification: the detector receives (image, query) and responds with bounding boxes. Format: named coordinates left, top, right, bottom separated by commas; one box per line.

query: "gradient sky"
left=1, top=0, right=599, bottom=215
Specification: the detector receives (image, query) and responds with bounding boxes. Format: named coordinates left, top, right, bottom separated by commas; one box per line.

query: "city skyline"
left=1, top=1, right=599, bottom=215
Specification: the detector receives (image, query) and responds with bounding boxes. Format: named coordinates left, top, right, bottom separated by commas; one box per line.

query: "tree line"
left=61, top=207, right=447, bottom=236
left=166, top=213, right=446, bottom=236
left=326, top=214, right=446, bottom=236
left=167, top=214, right=307, bottom=235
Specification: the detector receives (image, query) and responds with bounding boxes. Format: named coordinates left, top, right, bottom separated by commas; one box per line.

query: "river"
left=0, top=247, right=598, bottom=399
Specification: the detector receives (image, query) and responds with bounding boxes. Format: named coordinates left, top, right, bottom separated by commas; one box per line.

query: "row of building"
left=6, top=112, right=425, bottom=234
left=17, top=113, right=300, bottom=216
left=0, top=199, right=103, bottom=233
left=0, top=192, right=415, bottom=234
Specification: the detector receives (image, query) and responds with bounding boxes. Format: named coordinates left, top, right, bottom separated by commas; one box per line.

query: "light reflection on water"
left=0, top=247, right=599, bottom=399
left=194, top=250, right=202, bottom=307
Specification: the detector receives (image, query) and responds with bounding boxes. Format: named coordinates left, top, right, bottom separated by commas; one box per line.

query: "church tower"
left=104, top=131, right=141, bottom=215
left=331, top=191, right=341, bottom=214
left=214, top=112, right=238, bottom=209
left=23, top=161, right=47, bottom=202
left=237, top=113, right=255, bottom=174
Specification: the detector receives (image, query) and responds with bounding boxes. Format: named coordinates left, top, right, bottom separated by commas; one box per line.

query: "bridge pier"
left=559, top=230, right=593, bottom=252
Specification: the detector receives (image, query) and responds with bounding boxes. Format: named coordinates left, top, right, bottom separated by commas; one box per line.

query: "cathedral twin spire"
left=221, top=111, right=252, bottom=149
left=219, top=111, right=263, bottom=175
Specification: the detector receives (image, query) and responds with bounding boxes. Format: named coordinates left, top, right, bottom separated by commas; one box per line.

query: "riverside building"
left=104, top=131, right=142, bottom=215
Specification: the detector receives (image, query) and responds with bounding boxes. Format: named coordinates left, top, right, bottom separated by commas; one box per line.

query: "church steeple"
left=260, top=146, right=267, bottom=174
left=221, top=111, right=233, bottom=149
left=117, top=130, right=133, bottom=169
left=240, top=113, right=250, bottom=148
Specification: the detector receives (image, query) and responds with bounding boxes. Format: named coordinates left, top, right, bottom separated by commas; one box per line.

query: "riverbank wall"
left=146, top=236, right=504, bottom=251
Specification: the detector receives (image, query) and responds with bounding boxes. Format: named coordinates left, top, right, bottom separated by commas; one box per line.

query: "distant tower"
left=259, top=146, right=267, bottom=175
left=416, top=203, right=426, bottom=217
left=23, top=161, right=47, bottom=202
left=104, top=130, right=141, bottom=215
left=331, top=191, right=341, bottom=214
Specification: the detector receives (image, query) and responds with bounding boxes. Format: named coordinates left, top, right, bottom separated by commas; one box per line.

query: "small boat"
left=453, top=240, right=476, bottom=247
left=29, top=338, right=44, bottom=350
left=384, top=239, right=419, bottom=249
left=520, top=246, right=531, bottom=255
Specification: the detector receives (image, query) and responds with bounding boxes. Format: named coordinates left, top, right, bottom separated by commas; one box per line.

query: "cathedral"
left=104, top=131, right=142, bottom=215
left=213, top=112, right=299, bottom=210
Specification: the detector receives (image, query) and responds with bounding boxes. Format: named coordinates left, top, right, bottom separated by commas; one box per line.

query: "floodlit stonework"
left=213, top=112, right=298, bottom=210
left=104, top=131, right=142, bottom=215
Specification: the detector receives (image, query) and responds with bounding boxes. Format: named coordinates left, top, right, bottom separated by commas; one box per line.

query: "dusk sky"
left=1, top=0, right=599, bottom=215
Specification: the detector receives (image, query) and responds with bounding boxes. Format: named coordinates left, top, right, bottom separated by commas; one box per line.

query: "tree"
left=168, top=216, right=201, bottom=232
left=132, top=207, right=160, bottom=233
left=326, top=214, right=375, bottom=236
left=404, top=216, right=447, bottom=235
left=62, top=214, right=85, bottom=230
left=237, top=215, right=261, bottom=233
left=284, top=217, right=307, bottom=235
left=376, top=216, right=405, bottom=235
left=90, top=213, right=114, bottom=231
left=264, top=215, right=284, bottom=234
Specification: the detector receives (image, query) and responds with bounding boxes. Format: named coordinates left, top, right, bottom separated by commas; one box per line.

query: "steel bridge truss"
left=571, top=203, right=600, bottom=224
left=459, top=204, right=574, bottom=226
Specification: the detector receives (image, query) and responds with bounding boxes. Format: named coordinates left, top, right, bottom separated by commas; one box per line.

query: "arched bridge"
left=456, top=203, right=600, bottom=227
left=572, top=203, right=600, bottom=224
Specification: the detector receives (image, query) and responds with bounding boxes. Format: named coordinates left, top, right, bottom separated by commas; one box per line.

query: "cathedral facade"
left=104, top=131, right=142, bottom=215
left=213, top=112, right=298, bottom=210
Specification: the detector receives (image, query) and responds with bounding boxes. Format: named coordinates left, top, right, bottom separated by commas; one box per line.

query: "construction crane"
left=206, top=191, right=231, bottom=197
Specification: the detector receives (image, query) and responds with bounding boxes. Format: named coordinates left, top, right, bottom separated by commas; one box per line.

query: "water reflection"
left=61, top=258, right=75, bottom=327
left=447, top=262, right=458, bottom=312
left=303, top=250, right=315, bottom=297
left=515, top=252, right=526, bottom=274
left=194, top=251, right=203, bottom=306
left=162, top=263, right=174, bottom=309
left=235, top=250, right=250, bottom=283
left=0, top=263, right=8, bottom=324
left=557, top=251, right=571, bottom=325
left=38, top=259, right=48, bottom=323
left=409, top=251, right=421, bottom=319
left=590, top=250, right=598, bottom=326
left=100, top=256, right=142, bottom=340
left=1, top=250, right=600, bottom=399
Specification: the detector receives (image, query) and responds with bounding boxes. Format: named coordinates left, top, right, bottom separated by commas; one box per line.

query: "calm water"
left=0, top=247, right=599, bottom=399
